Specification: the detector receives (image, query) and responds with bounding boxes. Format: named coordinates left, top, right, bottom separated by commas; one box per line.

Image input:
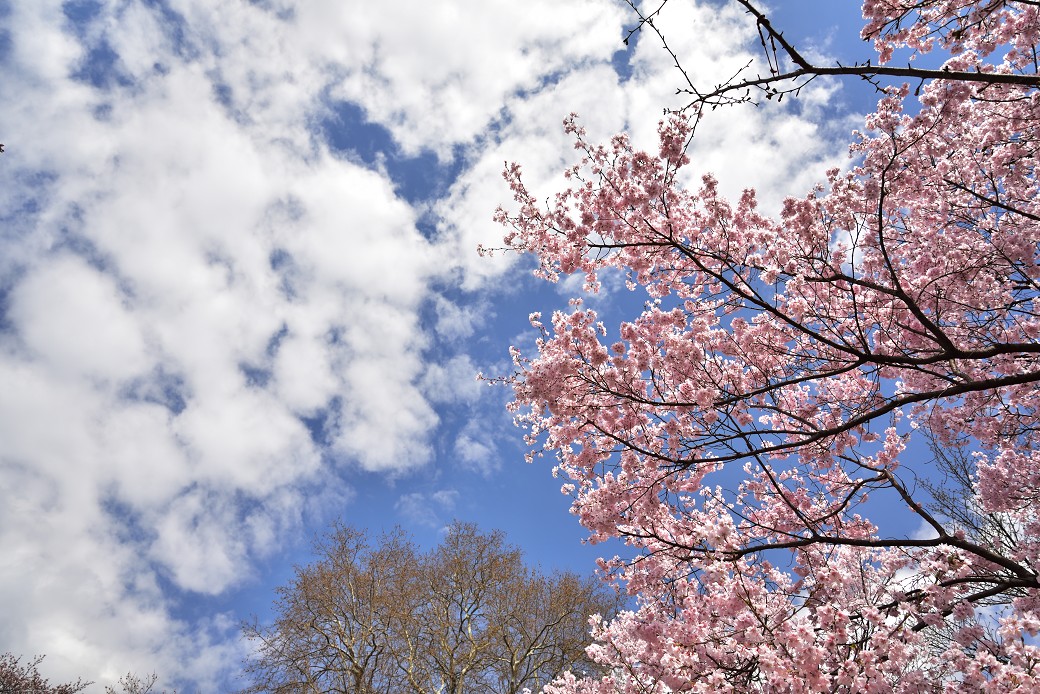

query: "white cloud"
left=0, top=0, right=455, bottom=684
left=7, top=255, right=150, bottom=381
left=151, top=489, right=251, bottom=594
left=421, top=354, right=482, bottom=405
left=395, top=489, right=460, bottom=528
left=454, top=431, right=499, bottom=478
left=432, top=294, right=483, bottom=341
left=299, top=0, right=628, bottom=158
left=272, top=331, right=337, bottom=412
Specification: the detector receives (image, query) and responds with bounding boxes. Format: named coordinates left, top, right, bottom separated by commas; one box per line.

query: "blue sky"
left=0, top=0, right=879, bottom=689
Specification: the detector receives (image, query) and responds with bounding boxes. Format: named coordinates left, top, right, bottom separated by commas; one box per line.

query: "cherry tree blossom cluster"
left=494, top=1, right=1040, bottom=691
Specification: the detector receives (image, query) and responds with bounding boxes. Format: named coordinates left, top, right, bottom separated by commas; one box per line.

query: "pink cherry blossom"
left=495, top=1, right=1040, bottom=690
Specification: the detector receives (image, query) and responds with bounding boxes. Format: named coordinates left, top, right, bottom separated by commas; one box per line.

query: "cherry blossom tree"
left=0, top=654, right=90, bottom=694
left=493, top=1, right=1040, bottom=690
left=0, top=654, right=170, bottom=693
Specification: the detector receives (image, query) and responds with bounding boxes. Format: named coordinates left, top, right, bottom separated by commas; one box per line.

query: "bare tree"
left=241, top=525, right=412, bottom=693
left=486, top=569, right=615, bottom=690
left=240, top=522, right=619, bottom=693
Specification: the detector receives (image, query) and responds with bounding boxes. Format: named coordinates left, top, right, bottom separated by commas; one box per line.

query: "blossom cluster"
left=498, top=1, right=1040, bottom=690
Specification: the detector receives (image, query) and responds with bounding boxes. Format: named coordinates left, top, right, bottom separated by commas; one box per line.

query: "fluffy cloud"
left=296, top=0, right=628, bottom=157
left=454, top=429, right=499, bottom=478
left=395, top=489, right=460, bottom=528
left=0, top=0, right=634, bottom=685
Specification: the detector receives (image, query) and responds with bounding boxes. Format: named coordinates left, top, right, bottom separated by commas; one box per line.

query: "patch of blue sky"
left=52, top=209, right=119, bottom=274
left=138, top=0, right=197, bottom=61
left=239, top=363, right=272, bottom=389
left=611, top=8, right=640, bottom=84
left=71, top=36, right=135, bottom=90
left=120, top=367, right=190, bottom=416
left=0, top=0, right=10, bottom=50
left=246, top=0, right=296, bottom=22
left=62, top=0, right=103, bottom=27
left=205, top=69, right=252, bottom=125
left=1, top=171, right=56, bottom=224
left=321, top=100, right=467, bottom=209
left=611, top=37, right=637, bottom=83
left=64, top=0, right=196, bottom=94
left=210, top=79, right=233, bottom=112
left=265, top=322, right=289, bottom=357
left=298, top=395, right=339, bottom=448
left=0, top=27, right=11, bottom=67
left=267, top=249, right=299, bottom=300
left=239, top=324, right=292, bottom=388
left=65, top=0, right=194, bottom=56
left=155, top=555, right=259, bottom=638
left=0, top=282, right=16, bottom=334
left=764, top=3, right=958, bottom=118
left=332, top=434, right=618, bottom=572
left=0, top=184, right=51, bottom=279
left=100, top=491, right=157, bottom=545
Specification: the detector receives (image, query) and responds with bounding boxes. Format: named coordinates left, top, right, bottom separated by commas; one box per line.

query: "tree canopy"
left=0, top=654, right=90, bottom=694
left=494, top=0, right=1040, bottom=690
left=240, top=521, right=619, bottom=693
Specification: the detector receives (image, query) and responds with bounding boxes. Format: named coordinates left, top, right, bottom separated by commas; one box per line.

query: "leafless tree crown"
left=240, top=522, right=620, bottom=694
